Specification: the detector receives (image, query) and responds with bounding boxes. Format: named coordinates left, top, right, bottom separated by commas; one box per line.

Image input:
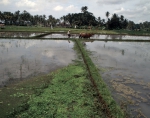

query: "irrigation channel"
left=0, top=32, right=150, bottom=117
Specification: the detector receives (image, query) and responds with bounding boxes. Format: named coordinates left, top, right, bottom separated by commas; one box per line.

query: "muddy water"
left=0, top=39, right=76, bottom=87
left=0, top=32, right=43, bottom=37
left=85, top=41, right=150, bottom=117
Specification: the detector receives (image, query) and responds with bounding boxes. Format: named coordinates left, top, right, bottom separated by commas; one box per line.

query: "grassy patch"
left=5, top=63, right=107, bottom=118
left=75, top=39, right=126, bottom=118
left=1, top=26, right=150, bottom=36
left=0, top=74, right=52, bottom=118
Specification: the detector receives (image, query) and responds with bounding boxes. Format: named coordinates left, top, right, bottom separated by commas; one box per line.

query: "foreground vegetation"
left=0, top=63, right=109, bottom=118
left=1, top=26, right=150, bottom=36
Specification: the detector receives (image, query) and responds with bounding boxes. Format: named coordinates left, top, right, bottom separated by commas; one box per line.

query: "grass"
left=3, top=63, right=107, bottom=118
left=75, top=39, right=125, bottom=118
left=0, top=74, right=52, bottom=118
left=1, top=26, right=150, bottom=36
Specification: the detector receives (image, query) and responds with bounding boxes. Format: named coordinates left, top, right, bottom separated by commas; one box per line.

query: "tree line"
left=0, top=6, right=150, bottom=30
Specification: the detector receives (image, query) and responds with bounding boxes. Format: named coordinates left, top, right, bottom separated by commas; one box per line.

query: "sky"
left=0, top=0, right=150, bottom=23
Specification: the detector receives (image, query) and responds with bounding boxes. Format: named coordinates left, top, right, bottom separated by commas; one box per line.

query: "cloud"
left=136, top=0, right=150, bottom=14
left=53, top=5, right=64, bottom=11
left=136, top=0, right=150, bottom=6
left=16, top=0, right=36, bottom=8
left=47, top=0, right=68, bottom=2
left=0, top=0, right=10, bottom=5
left=97, top=0, right=130, bottom=5
left=114, top=6, right=150, bottom=23
left=114, top=9, right=134, bottom=19
left=15, top=0, right=47, bottom=13
left=53, top=5, right=79, bottom=13
left=65, top=5, right=78, bottom=12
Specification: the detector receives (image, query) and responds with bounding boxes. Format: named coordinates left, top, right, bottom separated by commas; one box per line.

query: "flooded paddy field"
left=42, top=33, right=150, bottom=41
left=0, top=39, right=76, bottom=87
left=43, top=33, right=79, bottom=38
left=0, top=32, right=44, bottom=38
left=91, top=34, right=150, bottom=40
left=85, top=41, right=150, bottom=117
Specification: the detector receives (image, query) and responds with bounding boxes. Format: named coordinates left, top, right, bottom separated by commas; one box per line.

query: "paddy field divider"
left=75, top=39, right=125, bottom=118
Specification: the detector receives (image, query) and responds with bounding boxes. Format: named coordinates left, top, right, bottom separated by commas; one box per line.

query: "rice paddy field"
left=0, top=26, right=150, bottom=118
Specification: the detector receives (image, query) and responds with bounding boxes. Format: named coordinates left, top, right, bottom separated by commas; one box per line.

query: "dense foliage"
left=0, top=6, right=150, bottom=30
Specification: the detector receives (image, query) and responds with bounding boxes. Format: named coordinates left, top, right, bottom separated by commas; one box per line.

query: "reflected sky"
left=91, top=34, right=150, bottom=40
left=86, top=41, right=150, bottom=81
left=43, top=33, right=79, bottom=38
left=0, top=32, right=43, bottom=37
left=86, top=41, right=150, bottom=117
left=42, top=33, right=150, bottom=40
left=0, top=39, right=76, bottom=87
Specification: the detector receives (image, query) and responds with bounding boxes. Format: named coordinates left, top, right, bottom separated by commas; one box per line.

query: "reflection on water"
left=43, top=33, right=150, bottom=40
left=43, top=33, right=79, bottom=38
left=0, top=32, right=43, bottom=37
left=0, top=39, right=76, bottom=87
left=86, top=41, right=150, bottom=117
left=91, top=34, right=150, bottom=40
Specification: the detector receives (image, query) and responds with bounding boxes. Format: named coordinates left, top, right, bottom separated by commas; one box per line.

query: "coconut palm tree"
left=106, top=11, right=110, bottom=20
left=120, top=15, right=124, bottom=22
left=106, top=11, right=110, bottom=29
left=14, top=10, right=20, bottom=25
left=42, top=15, right=46, bottom=26
left=3, top=12, right=13, bottom=25
left=0, top=11, right=4, bottom=21
left=60, top=15, right=67, bottom=26
left=81, top=6, right=88, bottom=13
left=66, top=13, right=73, bottom=26
left=97, top=17, right=102, bottom=28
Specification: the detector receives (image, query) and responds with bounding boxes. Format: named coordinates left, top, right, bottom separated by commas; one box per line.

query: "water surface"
left=85, top=41, right=150, bottom=117
left=0, top=32, right=43, bottom=37
left=43, top=33, right=80, bottom=38
left=91, top=34, right=150, bottom=40
left=43, top=33, right=150, bottom=40
left=0, top=39, right=76, bottom=87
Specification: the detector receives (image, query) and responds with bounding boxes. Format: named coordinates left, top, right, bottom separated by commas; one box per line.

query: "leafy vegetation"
left=0, top=6, right=150, bottom=31
left=5, top=63, right=108, bottom=118
left=0, top=74, right=52, bottom=118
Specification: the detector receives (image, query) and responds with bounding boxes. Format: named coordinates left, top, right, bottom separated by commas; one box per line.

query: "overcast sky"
left=0, top=0, right=150, bottom=23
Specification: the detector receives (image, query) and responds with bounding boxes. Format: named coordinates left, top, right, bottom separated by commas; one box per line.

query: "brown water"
left=0, top=39, right=76, bottom=87
left=0, top=32, right=43, bottom=37
left=85, top=41, right=150, bottom=117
